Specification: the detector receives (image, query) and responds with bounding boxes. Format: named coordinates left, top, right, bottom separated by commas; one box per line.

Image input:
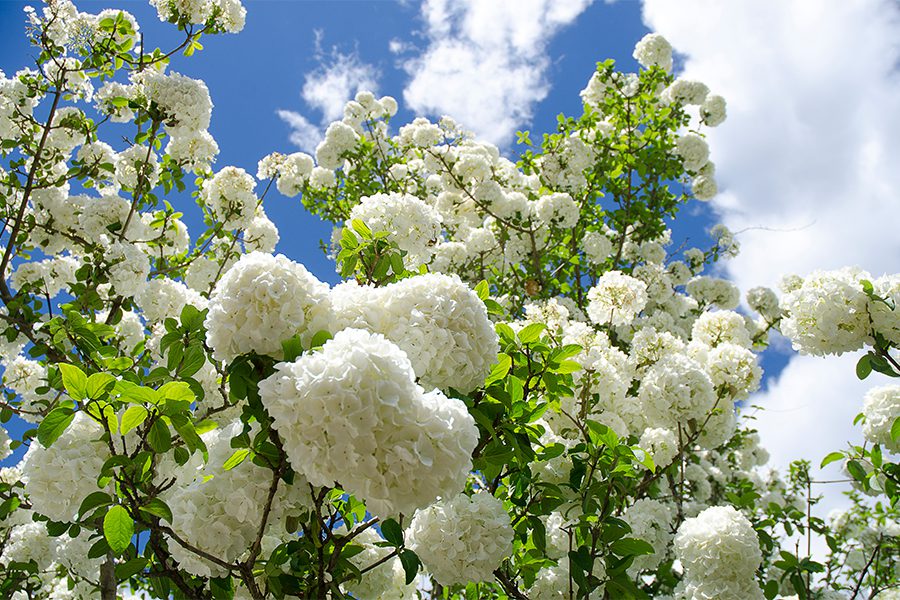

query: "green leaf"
left=380, top=518, right=403, bottom=547
left=148, top=420, right=172, bottom=453
left=518, top=323, right=546, bottom=345
left=103, top=505, right=133, bottom=555
left=611, top=537, right=655, bottom=556
left=351, top=218, right=372, bottom=238
left=856, top=354, right=872, bottom=380
left=58, top=363, right=87, bottom=401
left=85, top=372, right=116, bottom=399
left=78, top=491, right=113, bottom=519
left=121, top=405, right=148, bottom=435
left=281, top=335, right=303, bottom=362
left=223, top=448, right=251, bottom=471
left=158, top=381, right=194, bottom=403
left=484, top=354, right=512, bottom=386
left=37, top=407, right=75, bottom=447
left=138, top=498, right=173, bottom=524
left=820, top=452, right=844, bottom=468
left=399, top=549, right=420, bottom=585
left=309, top=330, right=332, bottom=350
left=474, top=280, right=489, bottom=300
left=892, top=416, right=900, bottom=443
left=115, top=557, right=148, bottom=580
left=846, top=460, right=868, bottom=486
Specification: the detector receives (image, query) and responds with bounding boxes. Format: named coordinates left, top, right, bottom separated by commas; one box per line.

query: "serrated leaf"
left=121, top=405, right=148, bottom=435
left=158, top=381, right=194, bottom=403
left=138, top=498, right=173, bottom=524
left=103, top=505, right=133, bottom=554
left=399, top=549, right=420, bottom=585
left=820, top=451, right=844, bottom=469
left=148, top=419, right=171, bottom=453
left=380, top=518, right=403, bottom=547
left=474, top=280, right=489, bottom=300
left=518, top=322, right=546, bottom=345
left=223, top=448, right=251, bottom=471
left=58, top=363, right=87, bottom=401
left=85, top=372, right=116, bottom=399
left=485, top=354, right=512, bottom=386
left=78, top=491, right=113, bottom=518
left=37, top=407, right=75, bottom=448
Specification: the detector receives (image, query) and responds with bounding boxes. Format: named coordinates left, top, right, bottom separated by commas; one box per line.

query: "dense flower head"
left=140, top=70, right=212, bottom=132
left=347, top=192, right=442, bottom=268
left=407, top=492, right=513, bottom=586
left=623, top=498, right=674, bottom=574
left=638, top=354, right=717, bottom=430
left=705, top=343, right=762, bottom=400
left=331, top=274, right=499, bottom=393
left=861, top=385, right=900, bottom=453
left=691, top=311, right=752, bottom=348
left=674, top=505, right=763, bottom=600
left=341, top=527, right=417, bottom=599
left=136, top=277, right=206, bottom=323
left=164, top=421, right=307, bottom=577
left=20, top=412, right=109, bottom=522
left=633, top=33, right=673, bottom=71
left=201, top=166, right=258, bottom=230
left=205, top=252, right=332, bottom=363
left=780, top=267, right=873, bottom=356
left=675, top=133, right=711, bottom=172
left=587, top=271, right=649, bottom=327
left=258, top=328, right=478, bottom=518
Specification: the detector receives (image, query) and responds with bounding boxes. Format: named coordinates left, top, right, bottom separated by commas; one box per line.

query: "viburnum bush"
left=0, top=1, right=897, bottom=599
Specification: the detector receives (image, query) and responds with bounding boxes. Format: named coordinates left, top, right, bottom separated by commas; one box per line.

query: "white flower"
left=661, top=79, right=709, bottom=105
left=586, top=271, right=648, bottom=327
left=348, top=192, right=442, bottom=269
left=746, top=286, right=781, bottom=320
left=316, top=121, right=359, bottom=169
left=633, top=33, right=673, bottom=71
left=639, top=427, right=678, bottom=469
left=407, top=492, right=513, bottom=586
left=258, top=329, right=478, bottom=518
left=141, top=71, right=212, bottom=132
left=861, top=385, right=900, bottom=453
left=686, top=276, right=740, bottom=310
left=205, top=252, right=332, bottom=363
left=674, top=506, right=764, bottom=600
left=243, top=211, right=280, bottom=253
left=780, top=267, right=872, bottom=356
left=533, top=192, right=579, bottom=229
left=2, top=355, right=52, bottom=420
left=691, top=311, right=752, bottom=348
left=104, top=241, right=149, bottom=296
left=638, top=354, right=716, bottom=430
left=705, top=343, right=762, bottom=400
left=136, top=278, right=206, bottom=323
left=166, top=129, right=219, bottom=173
left=202, top=166, right=258, bottom=230
left=700, top=94, right=727, bottom=127
left=21, top=412, right=109, bottom=522
left=115, top=144, right=160, bottom=190
left=332, top=274, right=499, bottom=393
left=623, top=498, right=674, bottom=574
left=164, top=421, right=306, bottom=578
left=675, top=133, right=710, bottom=172
left=582, top=231, right=612, bottom=265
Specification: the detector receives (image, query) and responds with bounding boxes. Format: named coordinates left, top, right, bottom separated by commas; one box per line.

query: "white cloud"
left=400, top=0, right=594, bottom=146
left=278, top=37, right=379, bottom=152
left=640, top=0, right=900, bottom=528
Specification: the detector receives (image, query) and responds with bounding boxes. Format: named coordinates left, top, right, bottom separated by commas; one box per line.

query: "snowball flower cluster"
left=165, top=421, right=306, bottom=577
left=638, top=354, right=716, bottom=430
left=675, top=133, right=710, bottom=172
left=780, top=267, right=872, bottom=356
left=316, top=121, right=359, bottom=169
left=341, top=527, right=416, bottom=599
left=136, top=278, right=206, bottom=323
left=258, top=328, right=478, bottom=518
left=20, top=412, right=109, bottom=522
left=331, top=274, right=499, bottom=393
left=586, top=271, right=648, bottom=326
left=407, top=492, right=513, bottom=586
left=533, top=192, right=579, bottom=229
left=622, top=499, right=673, bottom=574
left=861, top=385, right=900, bottom=453
left=141, top=71, right=212, bottom=132
left=633, top=33, right=673, bottom=71
left=201, top=166, right=258, bottom=230
left=347, top=192, right=442, bottom=268
left=205, top=252, right=332, bottom=363
left=674, top=505, right=764, bottom=600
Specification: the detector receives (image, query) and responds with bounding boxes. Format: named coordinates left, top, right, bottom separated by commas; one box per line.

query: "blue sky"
left=2, top=0, right=900, bottom=525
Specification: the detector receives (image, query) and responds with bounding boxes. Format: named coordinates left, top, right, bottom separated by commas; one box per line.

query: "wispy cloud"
left=640, top=0, right=900, bottom=519
left=398, top=0, right=594, bottom=147
left=278, top=32, right=379, bottom=152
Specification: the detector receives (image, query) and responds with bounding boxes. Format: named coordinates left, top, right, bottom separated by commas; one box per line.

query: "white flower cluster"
left=623, top=498, right=674, bottom=574
left=347, top=192, right=442, bottom=268
left=674, top=505, right=764, bottom=600
left=586, top=271, right=648, bottom=326
left=780, top=268, right=873, bottom=356
left=341, top=527, right=417, bottom=600
left=316, top=121, right=359, bottom=169
left=164, top=421, right=306, bottom=578
left=675, top=133, right=710, bottom=172
left=20, top=412, right=109, bottom=522
left=639, top=354, right=717, bottom=430
left=527, top=556, right=606, bottom=600
left=406, top=492, right=513, bottom=586
left=533, top=192, right=580, bottom=229
left=332, top=273, right=499, bottom=393
left=258, top=328, right=478, bottom=518
left=205, top=252, right=332, bottom=363
left=141, top=70, right=212, bottom=132
left=633, top=33, right=673, bottom=72
left=1, top=356, right=53, bottom=420
left=136, top=278, right=206, bottom=323
left=201, top=166, right=258, bottom=230
left=149, top=0, right=246, bottom=33
left=861, top=385, right=900, bottom=453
